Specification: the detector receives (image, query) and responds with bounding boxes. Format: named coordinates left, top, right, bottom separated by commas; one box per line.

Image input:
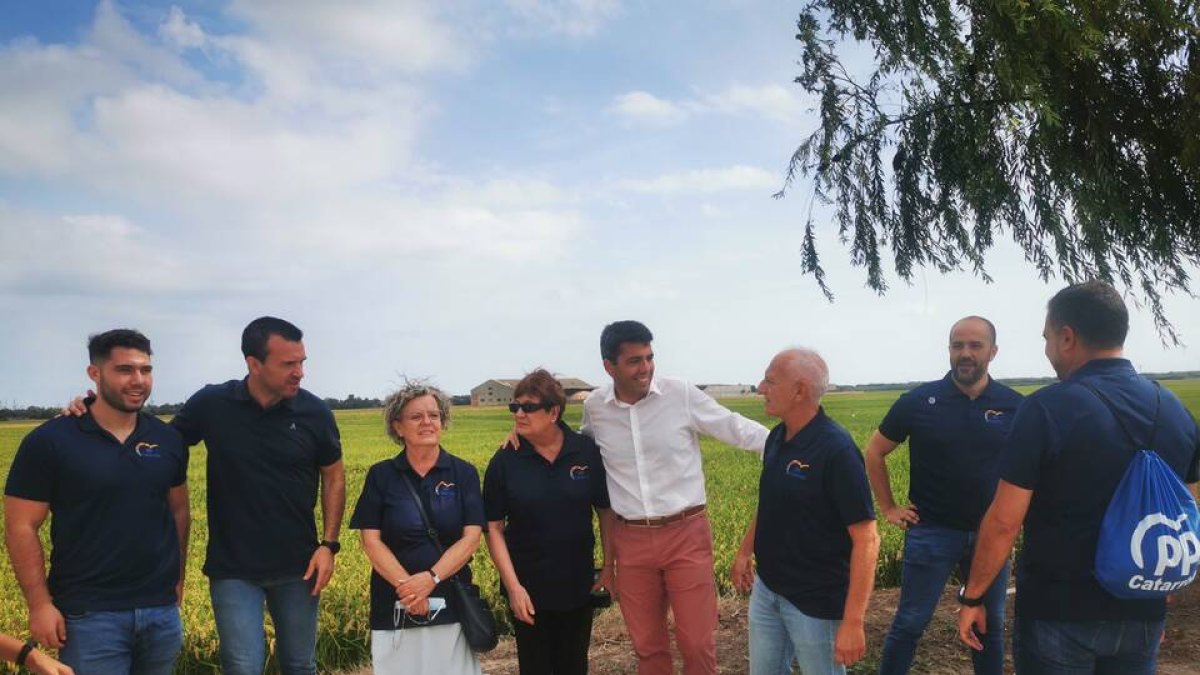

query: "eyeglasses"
left=509, top=401, right=550, bottom=414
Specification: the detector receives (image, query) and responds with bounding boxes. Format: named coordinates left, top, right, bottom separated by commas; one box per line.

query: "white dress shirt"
left=581, top=374, right=769, bottom=520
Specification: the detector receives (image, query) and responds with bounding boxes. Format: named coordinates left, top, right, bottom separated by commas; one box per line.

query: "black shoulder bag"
left=398, top=472, right=499, bottom=653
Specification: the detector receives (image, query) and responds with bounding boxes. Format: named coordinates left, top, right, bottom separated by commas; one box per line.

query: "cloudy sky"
left=2, top=0, right=1197, bottom=407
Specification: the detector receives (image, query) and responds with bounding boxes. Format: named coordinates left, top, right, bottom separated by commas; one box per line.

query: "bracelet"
left=16, top=639, right=37, bottom=667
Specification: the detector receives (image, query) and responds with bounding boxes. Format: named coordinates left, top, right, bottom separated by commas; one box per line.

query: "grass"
left=1, top=379, right=1197, bottom=672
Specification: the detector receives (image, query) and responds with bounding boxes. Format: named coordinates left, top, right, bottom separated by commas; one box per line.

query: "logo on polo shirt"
left=984, top=409, right=1008, bottom=424
left=927, top=396, right=936, bottom=405
left=134, top=442, right=161, bottom=458
left=785, top=460, right=810, bottom=479
left=434, top=481, right=457, bottom=498
left=569, top=464, right=591, bottom=481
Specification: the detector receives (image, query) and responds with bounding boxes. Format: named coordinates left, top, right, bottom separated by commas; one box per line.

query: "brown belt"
left=616, top=504, right=706, bottom=528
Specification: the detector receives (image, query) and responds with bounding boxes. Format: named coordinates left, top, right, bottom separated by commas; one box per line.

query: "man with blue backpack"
left=956, top=280, right=1200, bottom=674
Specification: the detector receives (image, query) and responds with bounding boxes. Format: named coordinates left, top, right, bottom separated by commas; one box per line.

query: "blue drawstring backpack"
left=1084, top=381, right=1200, bottom=599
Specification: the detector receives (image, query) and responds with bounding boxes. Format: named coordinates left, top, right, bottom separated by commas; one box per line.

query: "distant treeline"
left=4, top=372, right=1197, bottom=421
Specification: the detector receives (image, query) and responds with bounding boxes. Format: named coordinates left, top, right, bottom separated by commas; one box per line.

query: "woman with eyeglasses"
left=349, top=382, right=485, bottom=675
left=483, top=369, right=614, bottom=675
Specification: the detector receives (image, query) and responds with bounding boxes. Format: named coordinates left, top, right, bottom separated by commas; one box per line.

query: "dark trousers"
left=512, top=605, right=594, bottom=675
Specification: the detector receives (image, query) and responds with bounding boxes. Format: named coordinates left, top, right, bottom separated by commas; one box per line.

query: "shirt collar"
left=75, top=410, right=149, bottom=443
left=603, top=375, right=662, bottom=407
left=938, top=371, right=1005, bottom=401
left=776, top=407, right=829, bottom=448
left=234, top=377, right=295, bottom=411
left=516, top=421, right=584, bottom=459
left=392, top=447, right=452, bottom=474
left=1068, top=357, right=1136, bottom=381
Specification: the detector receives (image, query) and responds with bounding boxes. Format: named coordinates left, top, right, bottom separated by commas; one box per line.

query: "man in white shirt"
left=584, top=321, right=768, bottom=675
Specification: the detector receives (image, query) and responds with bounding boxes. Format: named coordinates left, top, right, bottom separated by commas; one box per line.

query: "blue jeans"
left=1013, top=616, right=1163, bottom=675
left=59, top=605, right=182, bottom=675
left=880, top=523, right=1010, bottom=675
left=749, top=577, right=844, bottom=675
left=210, top=577, right=319, bottom=675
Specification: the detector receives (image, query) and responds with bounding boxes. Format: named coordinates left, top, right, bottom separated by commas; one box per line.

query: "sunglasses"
left=508, top=401, right=551, bottom=414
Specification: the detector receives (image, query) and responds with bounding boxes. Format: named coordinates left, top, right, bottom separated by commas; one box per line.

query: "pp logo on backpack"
left=1095, top=450, right=1200, bottom=598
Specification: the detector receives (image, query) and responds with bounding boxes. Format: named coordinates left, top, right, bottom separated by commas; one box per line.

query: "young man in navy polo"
left=5, top=329, right=190, bottom=675
left=958, top=281, right=1200, bottom=673
left=171, top=317, right=345, bottom=675
left=732, top=348, right=879, bottom=675
left=866, top=316, right=1023, bottom=674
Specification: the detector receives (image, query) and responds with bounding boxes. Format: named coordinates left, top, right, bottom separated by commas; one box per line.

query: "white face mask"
left=393, top=596, right=447, bottom=627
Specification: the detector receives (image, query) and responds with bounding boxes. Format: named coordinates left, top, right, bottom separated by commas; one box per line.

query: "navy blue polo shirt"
left=754, top=410, right=876, bottom=620
left=878, top=373, right=1023, bottom=530
left=482, top=423, right=610, bottom=612
left=171, top=379, right=342, bottom=580
left=1000, top=359, right=1200, bottom=621
left=350, top=449, right=486, bottom=631
left=4, top=413, right=187, bottom=614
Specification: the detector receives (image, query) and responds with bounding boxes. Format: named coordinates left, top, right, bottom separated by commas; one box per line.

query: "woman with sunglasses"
left=483, top=369, right=614, bottom=675
left=350, top=382, right=485, bottom=675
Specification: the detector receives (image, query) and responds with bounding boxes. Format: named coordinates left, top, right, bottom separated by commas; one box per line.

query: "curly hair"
left=381, top=380, right=452, bottom=446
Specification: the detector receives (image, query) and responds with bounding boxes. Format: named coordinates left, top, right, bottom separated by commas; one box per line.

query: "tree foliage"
left=782, top=0, right=1199, bottom=338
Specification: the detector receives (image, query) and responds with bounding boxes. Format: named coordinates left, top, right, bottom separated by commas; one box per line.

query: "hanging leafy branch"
left=779, top=0, right=1199, bottom=341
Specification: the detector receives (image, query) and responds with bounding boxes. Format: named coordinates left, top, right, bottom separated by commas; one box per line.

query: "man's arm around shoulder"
left=684, top=383, right=768, bottom=452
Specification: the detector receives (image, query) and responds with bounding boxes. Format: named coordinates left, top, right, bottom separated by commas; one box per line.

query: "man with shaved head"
left=732, top=348, right=880, bottom=674
left=867, top=316, right=1023, bottom=674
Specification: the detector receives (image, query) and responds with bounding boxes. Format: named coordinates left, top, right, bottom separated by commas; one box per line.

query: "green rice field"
left=1, top=380, right=1197, bottom=672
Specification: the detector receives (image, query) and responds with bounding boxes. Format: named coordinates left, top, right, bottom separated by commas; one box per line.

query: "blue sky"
left=1, top=0, right=1197, bottom=407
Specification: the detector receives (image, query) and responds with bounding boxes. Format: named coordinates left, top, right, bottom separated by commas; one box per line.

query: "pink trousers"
left=613, top=511, right=718, bottom=675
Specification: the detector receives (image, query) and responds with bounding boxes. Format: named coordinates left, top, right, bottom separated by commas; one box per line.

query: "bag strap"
left=1074, top=378, right=1162, bottom=450
left=396, top=466, right=447, bottom=556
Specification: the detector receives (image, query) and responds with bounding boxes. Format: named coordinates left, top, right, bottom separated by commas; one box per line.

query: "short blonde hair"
left=382, top=380, right=452, bottom=446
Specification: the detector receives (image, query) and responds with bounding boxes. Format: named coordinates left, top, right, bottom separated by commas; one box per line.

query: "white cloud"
left=616, top=165, right=778, bottom=194
left=607, top=91, right=687, bottom=125
left=88, top=0, right=201, bottom=86
left=0, top=208, right=206, bottom=296
left=506, top=0, right=621, bottom=37
left=226, top=0, right=472, bottom=78
left=607, top=83, right=811, bottom=128
left=159, top=6, right=207, bottom=50
left=700, top=83, right=809, bottom=124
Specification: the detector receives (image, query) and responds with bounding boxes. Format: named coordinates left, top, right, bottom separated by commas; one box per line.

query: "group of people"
left=2, top=279, right=1198, bottom=675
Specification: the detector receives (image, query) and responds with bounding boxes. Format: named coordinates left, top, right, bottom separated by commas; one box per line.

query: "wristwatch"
left=319, top=540, right=341, bottom=555
left=957, top=585, right=985, bottom=607
left=429, top=570, right=442, bottom=584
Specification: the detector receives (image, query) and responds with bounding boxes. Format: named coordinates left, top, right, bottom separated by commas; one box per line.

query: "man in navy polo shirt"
left=5, top=329, right=190, bottom=675
left=172, top=317, right=345, bottom=675
left=867, top=316, right=1023, bottom=674
left=732, top=348, right=879, bottom=675
left=958, top=281, right=1200, bottom=674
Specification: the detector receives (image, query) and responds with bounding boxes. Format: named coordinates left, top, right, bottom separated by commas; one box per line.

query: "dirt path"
left=344, top=582, right=1200, bottom=674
